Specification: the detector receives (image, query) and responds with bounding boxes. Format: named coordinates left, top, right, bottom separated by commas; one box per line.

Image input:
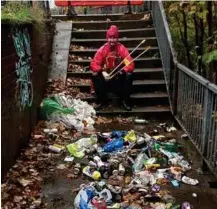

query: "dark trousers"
left=92, top=72, right=133, bottom=104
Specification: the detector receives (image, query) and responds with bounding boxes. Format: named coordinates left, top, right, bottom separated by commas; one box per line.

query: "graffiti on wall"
left=12, top=28, right=33, bottom=109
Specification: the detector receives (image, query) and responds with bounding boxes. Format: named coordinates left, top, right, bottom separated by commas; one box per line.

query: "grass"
left=1, top=2, right=45, bottom=29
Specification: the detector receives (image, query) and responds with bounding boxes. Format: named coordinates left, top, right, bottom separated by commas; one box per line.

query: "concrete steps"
left=69, top=47, right=160, bottom=58
left=52, top=13, right=148, bottom=21
left=72, top=28, right=156, bottom=39
left=71, top=37, right=157, bottom=48
left=65, top=12, right=170, bottom=116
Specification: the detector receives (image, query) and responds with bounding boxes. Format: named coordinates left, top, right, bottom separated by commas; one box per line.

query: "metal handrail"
left=152, top=0, right=217, bottom=92
left=149, top=0, right=217, bottom=176
left=157, top=1, right=177, bottom=64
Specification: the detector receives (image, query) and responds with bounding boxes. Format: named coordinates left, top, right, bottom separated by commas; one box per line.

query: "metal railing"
left=87, top=5, right=145, bottom=14
left=150, top=0, right=217, bottom=175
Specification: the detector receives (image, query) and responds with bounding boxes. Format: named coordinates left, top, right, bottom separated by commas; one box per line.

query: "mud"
left=42, top=120, right=217, bottom=209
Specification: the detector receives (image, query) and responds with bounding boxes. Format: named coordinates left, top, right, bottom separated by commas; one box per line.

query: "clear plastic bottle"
left=133, top=151, right=149, bottom=173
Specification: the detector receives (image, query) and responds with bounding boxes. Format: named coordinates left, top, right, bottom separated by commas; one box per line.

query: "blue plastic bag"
left=74, top=186, right=95, bottom=209
left=111, top=130, right=127, bottom=138
left=103, top=137, right=124, bottom=152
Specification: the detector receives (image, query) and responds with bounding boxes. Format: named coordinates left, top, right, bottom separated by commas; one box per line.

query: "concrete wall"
left=1, top=22, right=54, bottom=177
left=49, top=22, right=72, bottom=83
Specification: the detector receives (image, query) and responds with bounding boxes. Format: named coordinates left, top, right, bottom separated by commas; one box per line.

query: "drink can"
left=48, top=145, right=61, bottom=153
left=118, top=163, right=125, bottom=176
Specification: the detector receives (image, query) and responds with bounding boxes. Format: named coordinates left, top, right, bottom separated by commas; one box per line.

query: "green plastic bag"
left=40, top=98, right=74, bottom=120
left=66, top=143, right=85, bottom=158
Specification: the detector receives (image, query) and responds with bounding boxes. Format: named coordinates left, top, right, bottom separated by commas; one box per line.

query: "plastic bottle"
left=67, top=135, right=98, bottom=157
left=133, top=151, right=149, bottom=172
left=159, top=148, right=179, bottom=159
left=178, top=159, right=191, bottom=171
left=161, top=142, right=180, bottom=152
left=136, top=137, right=146, bottom=145
left=111, top=131, right=127, bottom=138
left=103, top=137, right=124, bottom=152
left=77, top=135, right=98, bottom=148
left=181, top=176, right=199, bottom=185
left=134, top=119, right=148, bottom=124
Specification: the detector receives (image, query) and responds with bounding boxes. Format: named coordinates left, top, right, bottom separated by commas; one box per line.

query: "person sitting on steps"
left=90, top=25, right=135, bottom=111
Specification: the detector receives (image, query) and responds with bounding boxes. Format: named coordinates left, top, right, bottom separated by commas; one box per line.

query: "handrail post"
left=172, top=61, right=179, bottom=115
left=202, top=88, right=212, bottom=156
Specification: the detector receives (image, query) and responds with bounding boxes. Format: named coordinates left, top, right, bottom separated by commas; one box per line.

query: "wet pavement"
left=41, top=120, right=217, bottom=209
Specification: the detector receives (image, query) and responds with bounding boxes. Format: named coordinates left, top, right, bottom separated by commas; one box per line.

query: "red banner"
left=55, top=1, right=144, bottom=7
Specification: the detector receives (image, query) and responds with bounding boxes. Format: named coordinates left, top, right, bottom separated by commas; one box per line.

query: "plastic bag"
left=67, top=135, right=98, bottom=158
left=124, top=130, right=136, bottom=143
left=67, top=143, right=85, bottom=158
left=103, top=137, right=124, bottom=152
left=111, top=131, right=127, bottom=138
left=74, top=186, right=96, bottom=209
left=40, top=98, right=74, bottom=120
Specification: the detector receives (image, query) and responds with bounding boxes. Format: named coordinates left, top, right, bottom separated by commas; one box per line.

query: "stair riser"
left=69, top=48, right=159, bottom=58
left=72, top=29, right=156, bottom=39
left=71, top=38, right=157, bottom=48
left=71, top=84, right=166, bottom=93
left=52, top=14, right=149, bottom=21
left=72, top=20, right=153, bottom=30
left=84, top=97, right=169, bottom=106
left=133, top=85, right=166, bottom=92
left=67, top=72, right=164, bottom=80
left=69, top=59, right=162, bottom=68
left=96, top=111, right=172, bottom=118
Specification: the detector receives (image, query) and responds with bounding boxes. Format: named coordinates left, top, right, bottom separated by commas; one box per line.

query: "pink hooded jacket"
left=90, top=25, right=135, bottom=73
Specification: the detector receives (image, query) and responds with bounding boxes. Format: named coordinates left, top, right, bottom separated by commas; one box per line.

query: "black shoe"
left=124, top=11, right=133, bottom=15
left=67, top=12, right=77, bottom=17
left=121, top=101, right=132, bottom=111
left=95, top=103, right=106, bottom=111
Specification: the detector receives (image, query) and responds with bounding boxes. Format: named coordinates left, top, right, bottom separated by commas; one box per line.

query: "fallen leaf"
left=14, top=196, right=23, bottom=203
left=56, top=164, right=66, bottom=169
left=17, top=178, right=32, bottom=187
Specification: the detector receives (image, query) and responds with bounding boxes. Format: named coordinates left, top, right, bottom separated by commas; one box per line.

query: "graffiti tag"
left=12, top=28, right=33, bottom=109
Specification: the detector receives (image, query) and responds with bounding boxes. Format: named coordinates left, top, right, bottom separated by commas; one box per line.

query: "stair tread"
left=68, top=68, right=163, bottom=75
left=97, top=106, right=170, bottom=114
left=72, top=19, right=152, bottom=24
left=72, top=28, right=155, bottom=33
left=71, top=80, right=165, bottom=87
left=71, top=37, right=156, bottom=42
left=69, top=57, right=160, bottom=63
left=81, top=92, right=168, bottom=100
left=70, top=47, right=159, bottom=52
left=52, top=13, right=147, bottom=17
